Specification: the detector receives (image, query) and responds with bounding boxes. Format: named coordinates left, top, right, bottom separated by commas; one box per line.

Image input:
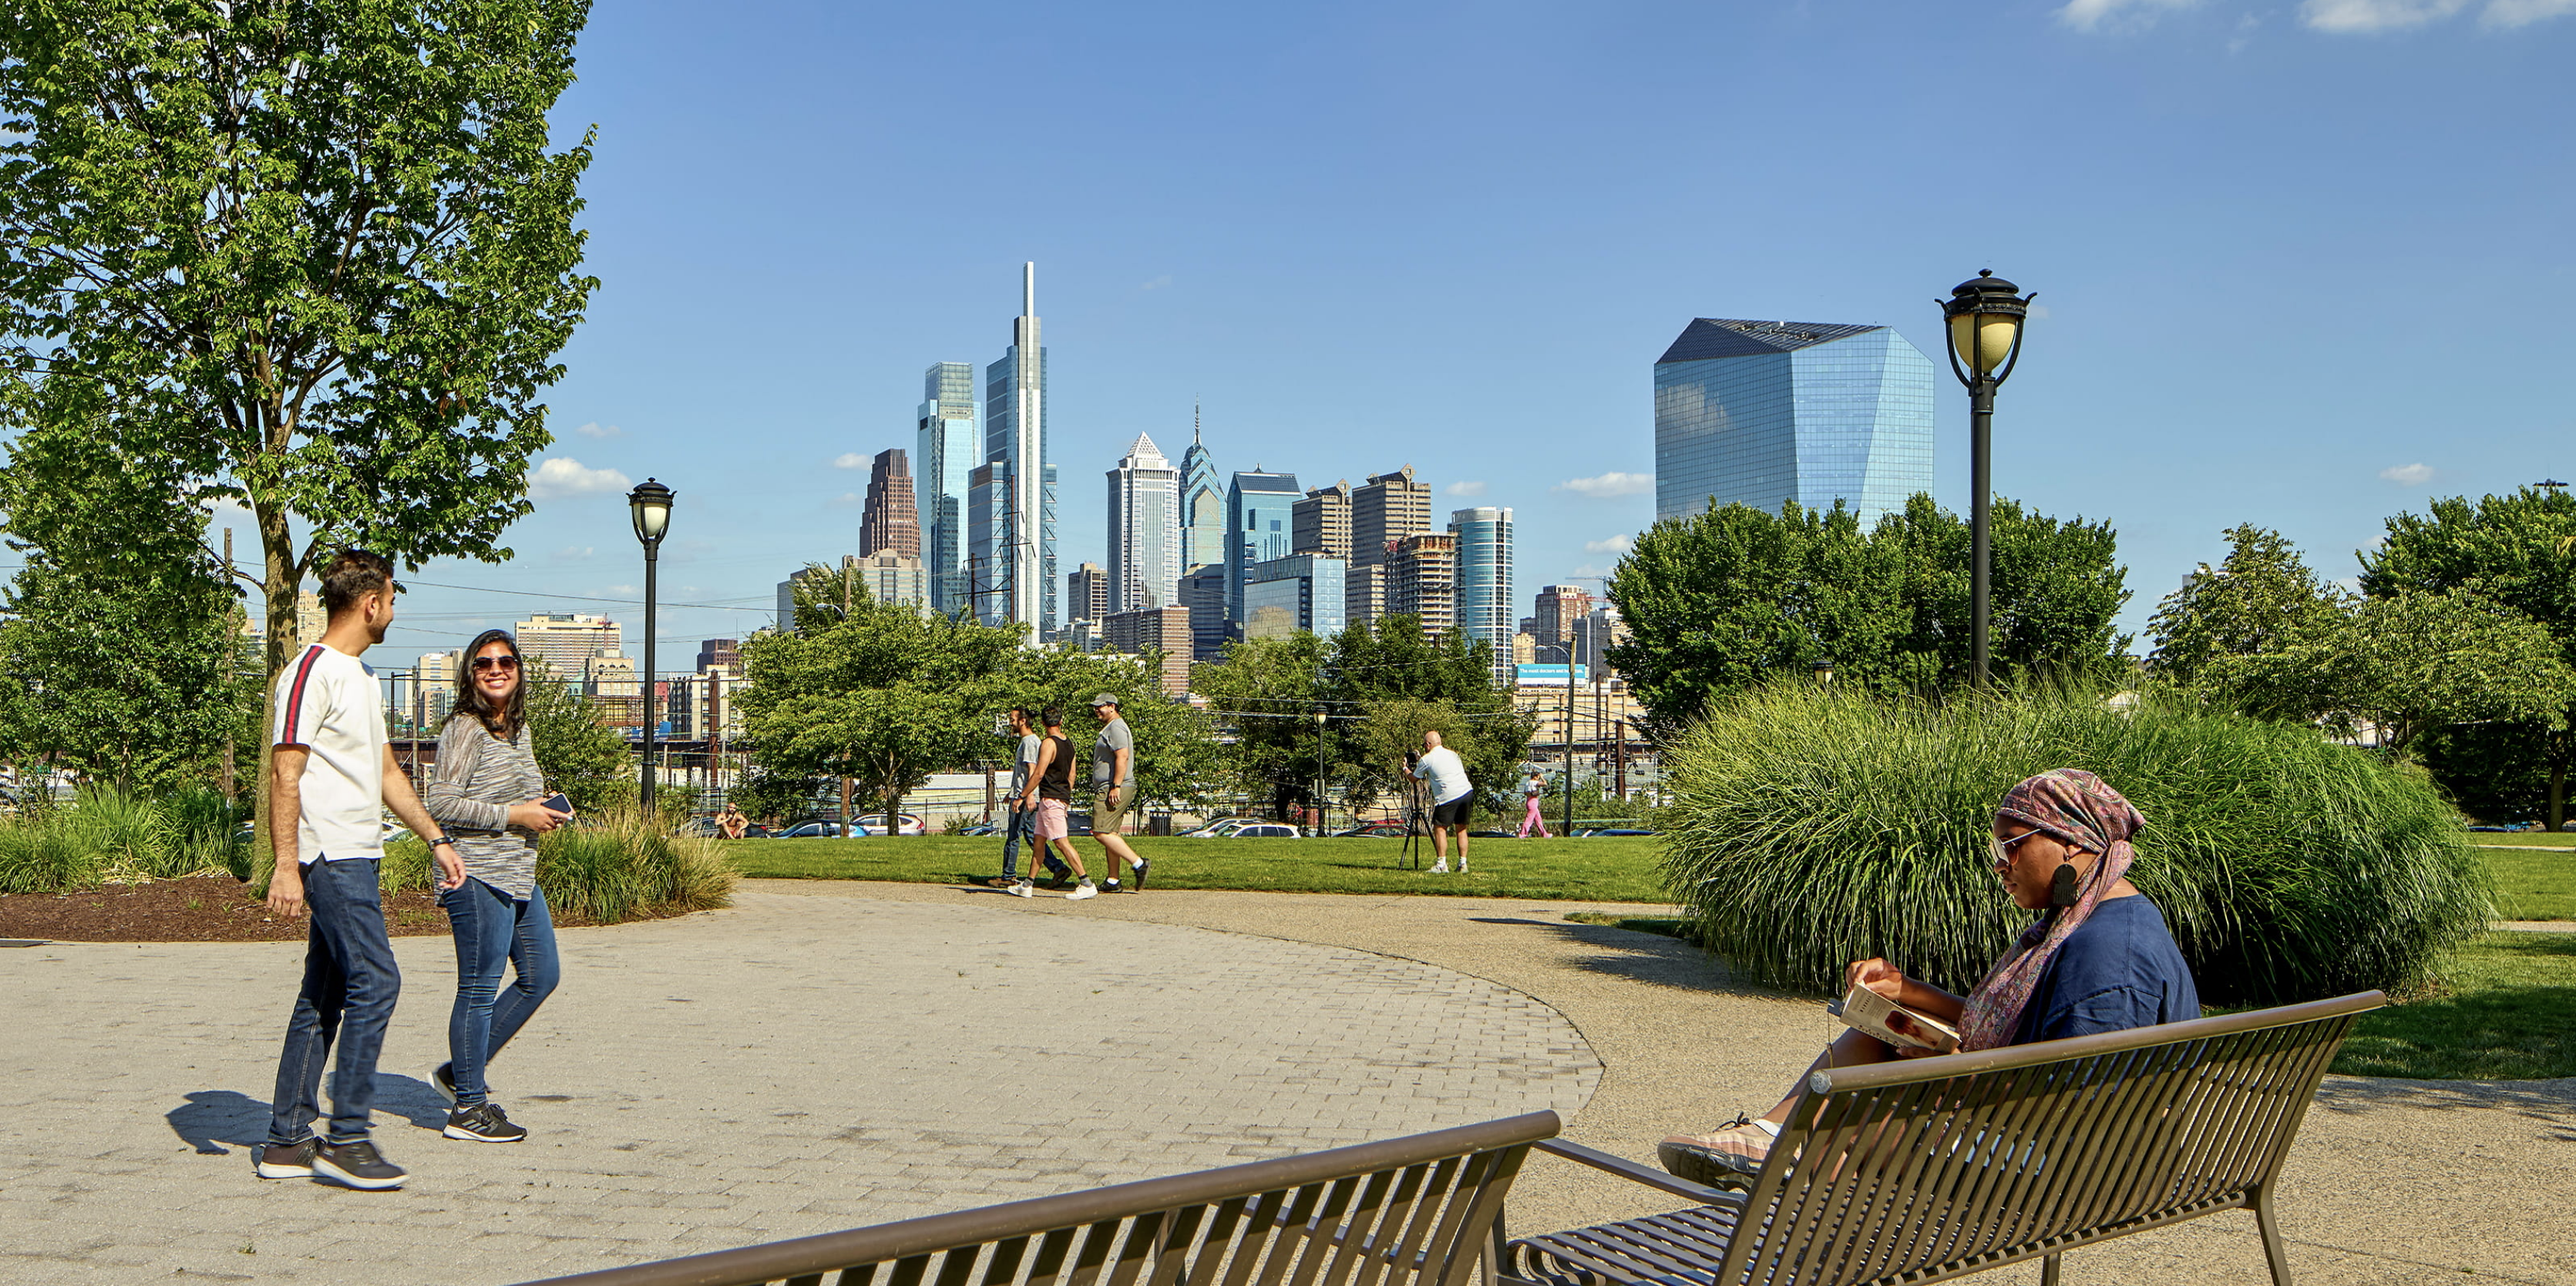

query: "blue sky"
left=354, top=0, right=2572, bottom=666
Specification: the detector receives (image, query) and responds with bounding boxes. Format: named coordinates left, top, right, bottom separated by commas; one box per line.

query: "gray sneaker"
left=1010, top=880, right=1036, bottom=898
left=311, top=1138, right=407, bottom=1190
left=254, top=1138, right=318, bottom=1180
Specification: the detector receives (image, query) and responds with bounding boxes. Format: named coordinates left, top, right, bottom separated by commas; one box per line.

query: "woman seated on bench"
left=1659, top=768, right=2201, bottom=1186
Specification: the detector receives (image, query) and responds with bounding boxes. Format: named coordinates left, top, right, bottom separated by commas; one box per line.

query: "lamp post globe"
left=627, top=478, right=675, bottom=806
left=1938, top=270, right=2035, bottom=688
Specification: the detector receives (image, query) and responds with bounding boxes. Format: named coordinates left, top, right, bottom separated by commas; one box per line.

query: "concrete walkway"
left=2, top=880, right=2570, bottom=1284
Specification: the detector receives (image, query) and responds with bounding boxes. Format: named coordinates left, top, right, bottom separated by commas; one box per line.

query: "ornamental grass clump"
left=1658, top=684, right=2490, bottom=1006
left=536, top=810, right=735, bottom=924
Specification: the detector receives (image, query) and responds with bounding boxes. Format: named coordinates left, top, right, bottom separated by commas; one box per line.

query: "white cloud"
left=1555, top=471, right=1654, bottom=499
left=1444, top=480, right=1488, bottom=497
left=604, top=584, right=638, bottom=597
left=1584, top=534, right=1634, bottom=555
left=2300, top=0, right=2468, bottom=30
left=1140, top=275, right=1172, bottom=291
left=571, top=421, right=623, bottom=439
left=2482, top=0, right=2576, bottom=25
left=826, top=492, right=863, bottom=508
left=554, top=545, right=594, bottom=560
left=526, top=457, right=632, bottom=500
left=832, top=452, right=868, bottom=470
left=2058, top=0, right=2199, bottom=30
left=2379, top=463, right=2435, bottom=485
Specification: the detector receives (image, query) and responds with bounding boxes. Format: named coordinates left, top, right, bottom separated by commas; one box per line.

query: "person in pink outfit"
left=1518, top=771, right=1552, bottom=838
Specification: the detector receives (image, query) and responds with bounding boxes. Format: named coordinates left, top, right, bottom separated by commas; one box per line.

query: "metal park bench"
left=1501, top=992, right=2385, bottom=1286
left=522, top=1111, right=1559, bottom=1286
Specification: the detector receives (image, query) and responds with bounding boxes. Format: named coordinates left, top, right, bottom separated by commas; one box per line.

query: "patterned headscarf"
left=1954, top=769, right=2146, bottom=1052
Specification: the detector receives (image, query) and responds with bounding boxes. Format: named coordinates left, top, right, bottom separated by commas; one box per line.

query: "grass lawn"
left=2461, top=832, right=2576, bottom=847
left=2484, top=848, right=2576, bottom=921
left=721, top=834, right=1673, bottom=903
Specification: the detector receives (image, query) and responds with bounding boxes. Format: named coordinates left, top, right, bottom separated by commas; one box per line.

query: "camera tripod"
left=1397, top=776, right=1429, bottom=870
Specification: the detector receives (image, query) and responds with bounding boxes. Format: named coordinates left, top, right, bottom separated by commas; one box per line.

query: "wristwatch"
left=425, top=834, right=458, bottom=850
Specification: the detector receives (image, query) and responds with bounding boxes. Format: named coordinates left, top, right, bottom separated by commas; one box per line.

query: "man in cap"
left=1085, top=693, right=1150, bottom=892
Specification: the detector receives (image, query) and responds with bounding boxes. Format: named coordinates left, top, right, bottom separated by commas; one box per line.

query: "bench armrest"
left=1532, top=1139, right=1743, bottom=1207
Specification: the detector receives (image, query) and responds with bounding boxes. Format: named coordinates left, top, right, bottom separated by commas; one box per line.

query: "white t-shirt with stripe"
left=271, top=642, right=387, bottom=864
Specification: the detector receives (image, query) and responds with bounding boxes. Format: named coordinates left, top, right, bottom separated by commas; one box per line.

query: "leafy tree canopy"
left=1605, top=494, right=2131, bottom=731
left=515, top=658, right=633, bottom=814
left=0, top=0, right=599, bottom=676
left=2145, top=524, right=2346, bottom=683
left=2205, top=589, right=2576, bottom=753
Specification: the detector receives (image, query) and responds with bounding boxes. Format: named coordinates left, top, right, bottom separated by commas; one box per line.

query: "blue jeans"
left=439, top=877, right=560, bottom=1107
left=268, top=857, right=399, bottom=1145
left=1000, top=804, right=1067, bottom=879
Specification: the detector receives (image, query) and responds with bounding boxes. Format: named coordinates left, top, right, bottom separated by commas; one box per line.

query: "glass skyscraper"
left=1243, top=555, right=1347, bottom=641
left=976, top=264, right=1057, bottom=637
left=1226, top=469, right=1302, bottom=624
left=1180, top=408, right=1225, bottom=574
left=915, top=362, right=977, bottom=616
left=1448, top=507, right=1514, bottom=684
left=1653, top=320, right=1935, bottom=527
left=1108, top=433, right=1182, bottom=611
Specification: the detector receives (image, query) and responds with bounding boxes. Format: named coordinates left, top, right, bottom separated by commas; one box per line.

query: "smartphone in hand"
left=540, top=792, right=573, bottom=816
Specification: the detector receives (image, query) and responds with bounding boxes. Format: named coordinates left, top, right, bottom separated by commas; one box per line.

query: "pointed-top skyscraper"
left=1179, top=401, right=1224, bottom=573
left=1108, top=433, right=1182, bottom=611
left=974, top=264, right=1055, bottom=637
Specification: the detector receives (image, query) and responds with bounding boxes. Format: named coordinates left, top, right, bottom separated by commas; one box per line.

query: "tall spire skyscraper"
left=1179, top=401, right=1225, bottom=574
left=975, top=264, right=1054, bottom=636
left=1107, top=433, right=1182, bottom=611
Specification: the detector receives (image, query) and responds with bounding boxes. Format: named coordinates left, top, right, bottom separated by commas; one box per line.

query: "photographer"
left=1406, top=730, right=1474, bottom=874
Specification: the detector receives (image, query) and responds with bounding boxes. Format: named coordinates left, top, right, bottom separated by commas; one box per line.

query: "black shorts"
left=1430, top=796, right=1473, bottom=827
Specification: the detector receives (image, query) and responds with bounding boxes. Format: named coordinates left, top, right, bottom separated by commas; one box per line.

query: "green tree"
left=1606, top=495, right=2130, bottom=732
left=516, top=658, right=632, bottom=813
left=0, top=0, right=599, bottom=680
left=2360, top=486, right=2576, bottom=826
left=2206, top=590, right=2576, bottom=754
left=1003, top=644, right=1225, bottom=814
left=1191, top=631, right=1329, bottom=816
left=0, top=412, right=251, bottom=791
left=2144, top=524, right=2346, bottom=683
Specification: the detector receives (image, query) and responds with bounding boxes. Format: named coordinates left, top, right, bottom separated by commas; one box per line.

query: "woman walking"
left=1518, top=770, right=1552, bottom=838
left=424, top=629, right=571, bottom=1143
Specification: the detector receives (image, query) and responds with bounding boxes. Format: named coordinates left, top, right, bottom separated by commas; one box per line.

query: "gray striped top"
left=427, top=718, right=546, bottom=901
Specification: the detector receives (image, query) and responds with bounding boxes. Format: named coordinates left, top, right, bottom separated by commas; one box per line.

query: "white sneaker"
left=1067, top=882, right=1098, bottom=901
left=1427, top=861, right=1449, bottom=874
left=1010, top=880, right=1035, bottom=898
left=1457, top=861, right=1468, bottom=874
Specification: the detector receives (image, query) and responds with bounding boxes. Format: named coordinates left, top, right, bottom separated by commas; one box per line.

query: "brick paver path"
left=0, top=890, right=1596, bottom=1284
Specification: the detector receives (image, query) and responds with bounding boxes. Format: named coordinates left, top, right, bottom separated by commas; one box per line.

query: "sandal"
left=1657, top=1113, right=1781, bottom=1187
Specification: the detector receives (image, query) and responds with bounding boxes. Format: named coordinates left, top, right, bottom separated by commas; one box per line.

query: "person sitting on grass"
left=1657, top=768, right=2201, bottom=1187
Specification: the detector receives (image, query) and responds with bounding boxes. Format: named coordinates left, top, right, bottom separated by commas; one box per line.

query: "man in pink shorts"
left=1011, top=708, right=1095, bottom=898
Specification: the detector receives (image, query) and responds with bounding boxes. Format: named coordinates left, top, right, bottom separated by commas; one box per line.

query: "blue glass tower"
left=1447, top=507, right=1514, bottom=684
left=1226, top=469, right=1302, bottom=624
left=1653, top=320, right=1935, bottom=527
left=1243, top=555, right=1347, bottom=641
left=916, top=362, right=979, bottom=617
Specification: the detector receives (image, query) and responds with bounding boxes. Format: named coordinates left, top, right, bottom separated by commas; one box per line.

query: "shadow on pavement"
left=166, top=1074, right=451, bottom=1154
left=1468, top=916, right=1789, bottom=1000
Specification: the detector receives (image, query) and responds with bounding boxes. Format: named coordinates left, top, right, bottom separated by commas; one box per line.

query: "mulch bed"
left=0, top=873, right=638, bottom=943
left=0, top=874, right=452, bottom=943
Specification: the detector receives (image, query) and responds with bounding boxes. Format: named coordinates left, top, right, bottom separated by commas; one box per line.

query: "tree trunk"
left=2550, top=729, right=2568, bottom=833
left=249, top=498, right=301, bottom=895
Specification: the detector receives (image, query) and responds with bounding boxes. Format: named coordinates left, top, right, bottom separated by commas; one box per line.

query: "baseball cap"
left=1088, top=692, right=1120, bottom=709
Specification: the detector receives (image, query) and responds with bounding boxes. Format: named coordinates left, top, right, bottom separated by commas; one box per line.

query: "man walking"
left=257, top=550, right=465, bottom=1190
left=987, top=708, right=1067, bottom=888
left=1086, top=694, right=1150, bottom=892
left=1518, top=769, right=1552, bottom=839
left=1410, top=730, right=1474, bottom=874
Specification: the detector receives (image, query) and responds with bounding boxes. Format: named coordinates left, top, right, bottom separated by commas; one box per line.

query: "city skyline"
left=301, top=2, right=2572, bottom=665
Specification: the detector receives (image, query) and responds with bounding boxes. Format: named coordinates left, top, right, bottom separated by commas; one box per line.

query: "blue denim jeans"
left=439, top=877, right=560, bottom=1107
left=268, top=857, right=400, bottom=1145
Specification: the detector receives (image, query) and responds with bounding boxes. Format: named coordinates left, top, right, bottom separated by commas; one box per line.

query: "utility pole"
left=1613, top=719, right=1626, bottom=800
left=1562, top=664, right=1576, bottom=838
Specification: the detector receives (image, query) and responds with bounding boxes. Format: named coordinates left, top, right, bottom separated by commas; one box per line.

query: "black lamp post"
left=1314, top=709, right=1329, bottom=836
left=628, top=478, right=674, bottom=807
left=1940, top=270, right=2035, bottom=687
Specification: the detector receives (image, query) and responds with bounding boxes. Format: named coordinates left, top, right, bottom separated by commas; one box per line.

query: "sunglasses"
left=1988, top=827, right=2046, bottom=871
left=470, top=655, right=520, bottom=673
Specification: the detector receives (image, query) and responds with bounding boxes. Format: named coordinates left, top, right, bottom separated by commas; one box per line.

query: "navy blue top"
left=2009, top=894, right=2201, bottom=1046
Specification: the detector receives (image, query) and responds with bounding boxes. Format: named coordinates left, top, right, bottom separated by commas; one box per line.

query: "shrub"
left=1658, top=684, right=2492, bottom=1005
left=161, top=786, right=251, bottom=880
left=0, top=813, right=95, bottom=893
left=536, top=810, right=735, bottom=924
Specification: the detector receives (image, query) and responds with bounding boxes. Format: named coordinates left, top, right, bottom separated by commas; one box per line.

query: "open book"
left=1831, top=985, right=1962, bottom=1055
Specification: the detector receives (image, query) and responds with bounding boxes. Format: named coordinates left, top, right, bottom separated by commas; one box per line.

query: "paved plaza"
left=2, top=880, right=2571, bottom=1284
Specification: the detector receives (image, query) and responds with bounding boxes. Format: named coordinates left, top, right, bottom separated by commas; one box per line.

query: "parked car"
left=853, top=813, right=928, bottom=836
left=775, top=820, right=849, bottom=839
left=1180, top=816, right=1260, bottom=837
left=955, top=822, right=998, bottom=837
left=1331, top=823, right=1410, bottom=838
left=1578, top=826, right=1657, bottom=837
left=1226, top=823, right=1300, bottom=839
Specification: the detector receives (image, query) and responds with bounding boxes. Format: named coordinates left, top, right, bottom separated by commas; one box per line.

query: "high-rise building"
left=696, top=639, right=742, bottom=676
left=856, top=549, right=929, bottom=609
left=1107, top=433, right=1182, bottom=611
left=1387, top=534, right=1456, bottom=637
left=584, top=651, right=641, bottom=733
left=516, top=613, right=620, bottom=678
left=980, top=264, right=1054, bottom=638
left=1244, top=555, right=1347, bottom=641
left=1448, top=507, right=1515, bottom=683
left=1572, top=605, right=1626, bottom=676
left=1293, top=480, right=1352, bottom=561
left=859, top=448, right=921, bottom=559
left=1179, top=406, right=1225, bottom=574
left=1348, top=466, right=1431, bottom=624
left=1182, top=564, right=1229, bottom=662
left=1068, top=562, right=1111, bottom=626
left=1102, top=604, right=1193, bottom=697
left=776, top=557, right=860, bottom=631
left=413, top=651, right=457, bottom=733
left=1225, top=468, right=1302, bottom=624
left=1654, top=318, right=1935, bottom=526
left=1535, top=585, right=1591, bottom=651
left=916, top=362, right=980, bottom=616
left=294, top=590, right=326, bottom=649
